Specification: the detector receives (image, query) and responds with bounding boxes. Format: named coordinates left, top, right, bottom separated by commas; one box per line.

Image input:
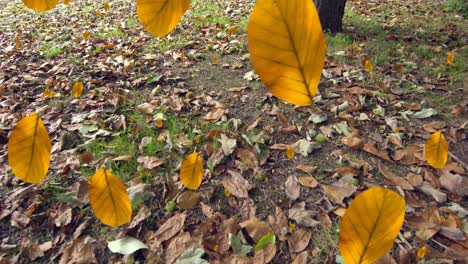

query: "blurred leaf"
left=363, top=59, right=373, bottom=72
left=254, top=232, right=275, bottom=252
left=21, top=0, right=59, bottom=11
left=180, top=152, right=203, bottom=190
left=88, top=168, right=132, bottom=227
left=137, top=0, right=190, bottom=37
left=339, top=187, right=405, bottom=264
left=108, top=237, right=148, bottom=255
left=417, top=245, right=427, bottom=259
left=72, top=82, right=83, bottom=98
left=247, top=0, right=326, bottom=106
left=425, top=131, right=448, bottom=169
left=286, top=145, right=295, bottom=159
left=446, top=52, right=455, bottom=65
left=103, top=2, right=110, bottom=11
left=8, top=113, right=51, bottom=183
left=176, top=248, right=207, bottom=264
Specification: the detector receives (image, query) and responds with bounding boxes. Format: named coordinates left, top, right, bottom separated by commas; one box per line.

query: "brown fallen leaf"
left=177, top=191, right=201, bottom=210
left=393, top=144, right=420, bottom=165
left=240, top=218, right=271, bottom=243
left=288, top=202, right=319, bottom=227
left=267, top=207, right=288, bottom=241
left=423, top=121, right=446, bottom=133
left=291, top=251, right=309, bottom=264
left=417, top=181, right=447, bottom=203
left=335, top=166, right=360, bottom=177
left=21, top=238, right=43, bottom=261
left=147, top=213, right=186, bottom=250
left=127, top=206, right=151, bottom=229
left=342, top=136, right=364, bottom=149
left=405, top=173, right=423, bottom=187
left=321, top=176, right=357, bottom=206
left=165, top=232, right=191, bottom=264
left=59, top=236, right=97, bottom=264
left=137, top=102, right=155, bottom=115
left=137, top=156, right=164, bottom=170
left=296, top=163, right=316, bottom=174
left=379, top=165, right=414, bottom=190
left=439, top=163, right=468, bottom=196
left=285, top=175, right=300, bottom=201
left=240, top=198, right=257, bottom=221
left=407, top=208, right=441, bottom=241
left=317, top=210, right=332, bottom=229
left=288, top=228, right=311, bottom=253
left=439, top=226, right=465, bottom=241
left=297, top=176, right=319, bottom=188
left=203, top=108, right=225, bottom=121
left=236, top=148, right=259, bottom=171
left=362, top=142, right=392, bottom=162
left=374, top=253, right=397, bottom=264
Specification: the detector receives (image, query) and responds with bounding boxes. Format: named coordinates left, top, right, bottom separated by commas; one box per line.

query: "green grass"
left=310, top=222, right=340, bottom=263
left=40, top=43, right=63, bottom=58
left=97, top=28, right=124, bottom=39
left=326, top=33, right=353, bottom=54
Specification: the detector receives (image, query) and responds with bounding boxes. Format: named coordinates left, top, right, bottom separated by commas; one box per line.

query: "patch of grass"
left=187, top=0, right=231, bottom=28
left=310, top=222, right=340, bottom=263
left=326, top=33, right=353, bottom=54
left=97, top=28, right=124, bottom=39
left=126, top=17, right=139, bottom=29
left=345, top=9, right=385, bottom=38
left=40, top=43, right=63, bottom=58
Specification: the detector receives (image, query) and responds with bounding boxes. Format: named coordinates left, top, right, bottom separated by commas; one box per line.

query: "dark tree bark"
left=314, top=0, right=347, bottom=34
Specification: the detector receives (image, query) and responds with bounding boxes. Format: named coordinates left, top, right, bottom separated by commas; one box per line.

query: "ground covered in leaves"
left=0, top=0, right=467, bottom=263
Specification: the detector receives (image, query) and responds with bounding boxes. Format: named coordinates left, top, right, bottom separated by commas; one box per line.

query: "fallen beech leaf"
left=362, top=142, right=392, bottom=162
left=288, top=202, right=319, bottom=227
left=137, top=156, right=164, bottom=169
left=247, top=0, right=326, bottom=106
left=108, top=236, right=148, bottom=255
left=180, top=152, right=203, bottom=190
left=165, top=232, right=191, bottom=264
left=439, top=163, right=468, bottom=196
left=322, top=176, right=357, bottom=206
left=291, top=251, right=309, bottom=264
left=439, top=226, right=465, bottom=241
left=203, top=108, right=225, bottom=121
left=425, top=131, right=448, bottom=169
left=288, top=228, right=311, bottom=253
left=8, top=113, right=51, bottom=183
left=297, top=176, right=319, bottom=188
left=59, top=237, right=96, bottom=264
left=222, top=170, right=255, bottom=198
left=177, top=191, right=201, bottom=210
left=137, top=102, right=155, bottom=115
left=339, top=187, right=405, bottom=264
left=285, top=175, right=300, bottom=201
left=379, top=165, right=414, bottom=190
left=296, top=163, right=316, bottom=174
left=417, top=181, right=447, bottom=203
left=241, top=218, right=271, bottom=243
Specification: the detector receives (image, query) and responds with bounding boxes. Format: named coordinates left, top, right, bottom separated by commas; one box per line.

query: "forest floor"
left=0, top=0, right=467, bottom=263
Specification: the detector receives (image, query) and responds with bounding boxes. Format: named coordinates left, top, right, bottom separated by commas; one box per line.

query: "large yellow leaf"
left=8, top=113, right=51, bottom=184
left=339, top=187, right=405, bottom=264
left=88, top=168, right=132, bottom=227
left=247, top=0, right=326, bottom=106
left=424, top=131, right=448, bottom=169
left=21, top=0, right=59, bottom=12
left=136, top=0, right=190, bottom=38
left=180, top=152, right=203, bottom=190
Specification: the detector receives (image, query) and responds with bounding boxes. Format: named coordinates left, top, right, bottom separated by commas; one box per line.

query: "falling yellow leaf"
left=446, top=52, right=455, bottom=65
left=363, top=59, right=373, bottom=72
left=286, top=145, right=295, bottom=159
left=103, top=2, right=110, bottom=11
left=96, top=10, right=103, bottom=17
left=155, top=118, right=164, bottom=128
left=83, top=31, right=90, bottom=42
left=417, top=245, right=427, bottom=259
left=88, top=168, right=132, bottom=227
left=136, top=0, right=190, bottom=38
left=226, top=25, right=238, bottom=36
left=63, top=0, right=71, bottom=5
left=425, top=131, right=448, bottom=169
left=212, top=55, right=219, bottom=64
left=44, top=86, right=58, bottom=98
left=224, top=188, right=231, bottom=197
left=72, top=82, right=83, bottom=97
left=247, top=0, right=326, bottom=106
left=21, top=0, right=59, bottom=12
left=339, top=187, right=405, bottom=264
left=8, top=113, right=51, bottom=183
left=180, top=152, right=203, bottom=190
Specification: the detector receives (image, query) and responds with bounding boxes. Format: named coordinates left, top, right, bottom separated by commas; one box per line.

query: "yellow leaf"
left=155, top=118, right=164, bottom=128
left=88, top=168, right=132, bottom=227
left=180, top=152, right=203, bottom=190
left=247, top=0, right=326, bottom=106
left=212, top=55, right=219, bottom=65
left=417, top=245, right=427, bottom=259
left=286, top=145, right=295, bottom=159
left=226, top=26, right=238, bottom=36
left=364, top=59, right=373, bottom=72
left=224, top=188, right=231, bottom=197
left=21, top=0, right=59, bottom=12
left=136, top=0, right=190, bottom=38
left=289, top=223, right=296, bottom=232
left=8, top=113, right=51, bottom=183
left=72, top=82, right=83, bottom=97
left=15, top=32, right=22, bottom=49
left=63, top=0, right=71, bottom=5
left=44, top=86, right=58, bottom=98
left=424, top=131, right=448, bottom=169
left=446, top=52, right=455, bottom=65
left=96, top=10, right=103, bottom=17
left=103, top=2, right=110, bottom=11
left=338, top=187, right=405, bottom=264
left=83, top=31, right=90, bottom=41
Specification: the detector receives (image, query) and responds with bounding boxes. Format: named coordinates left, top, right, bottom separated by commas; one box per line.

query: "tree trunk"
left=314, top=0, right=347, bottom=34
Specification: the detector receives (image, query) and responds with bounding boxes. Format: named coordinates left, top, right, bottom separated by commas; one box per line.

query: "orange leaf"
left=103, top=2, right=110, bottom=11
left=286, top=145, right=295, bottom=159
left=44, top=86, right=58, bottom=98
left=137, top=0, right=190, bottom=38
left=63, top=0, right=71, bottom=5
left=83, top=31, right=90, bottom=41
left=446, top=52, right=455, bottom=65
left=417, top=245, right=427, bottom=259
left=424, top=131, right=448, bottom=169
left=180, top=152, right=203, bottom=190
left=72, top=82, right=83, bottom=97
left=8, top=113, right=51, bottom=183
left=363, top=59, right=373, bottom=72
left=339, top=187, right=405, bottom=264
left=247, top=0, right=326, bottom=106
left=226, top=26, right=238, bottom=36
left=88, top=168, right=132, bottom=227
